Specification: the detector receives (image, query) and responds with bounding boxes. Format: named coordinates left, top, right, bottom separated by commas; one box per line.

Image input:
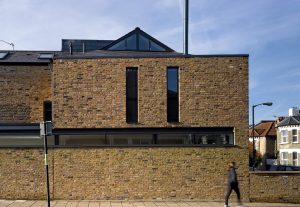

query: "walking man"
left=224, top=162, right=244, bottom=207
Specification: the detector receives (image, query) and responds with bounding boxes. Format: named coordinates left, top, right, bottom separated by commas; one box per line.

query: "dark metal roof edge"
left=0, top=62, right=50, bottom=65
left=54, top=54, right=249, bottom=60
left=0, top=131, right=39, bottom=135
left=0, top=123, right=39, bottom=126
left=0, top=50, right=59, bottom=53
left=0, top=144, right=238, bottom=149
left=62, top=39, right=114, bottom=41
left=0, top=123, right=40, bottom=132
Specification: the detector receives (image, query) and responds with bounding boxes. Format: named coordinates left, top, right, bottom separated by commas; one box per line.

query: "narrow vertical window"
left=292, top=152, right=298, bottom=166
left=292, top=129, right=298, bottom=143
left=126, top=68, right=138, bottom=123
left=43, top=101, right=52, bottom=121
left=167, top=67, right=179, bottom=122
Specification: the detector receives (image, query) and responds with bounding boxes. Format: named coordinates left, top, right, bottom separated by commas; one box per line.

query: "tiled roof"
left=0, top=50, right=58, bottom=64
left=277, top=116, right=300, bottom=127
left=249, top=120, right=276, bottom=137
left=0, top=27, right=249, bottom=63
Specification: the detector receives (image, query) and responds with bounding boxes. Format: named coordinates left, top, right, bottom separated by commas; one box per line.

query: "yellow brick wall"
left=250, top=172, right=300, bottom=203
left=52, top=57, right=248, bottom=134
left=0, top=147, right=248, bottom=201
left=0, top=148, right=54, bottom=199
left=0, top=65, right=51, bottom=123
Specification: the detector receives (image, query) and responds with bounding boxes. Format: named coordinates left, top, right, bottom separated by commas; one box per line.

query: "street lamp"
left=252, top=102, right=273, bottom=171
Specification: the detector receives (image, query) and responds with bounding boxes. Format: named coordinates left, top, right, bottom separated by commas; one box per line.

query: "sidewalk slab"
left=0, top=200, right=299, bottom=207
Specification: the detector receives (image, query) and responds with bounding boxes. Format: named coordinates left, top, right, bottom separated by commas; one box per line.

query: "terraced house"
left=0, top=28, right=249, bottom=200
left=277, top=107, right=300, bottom=166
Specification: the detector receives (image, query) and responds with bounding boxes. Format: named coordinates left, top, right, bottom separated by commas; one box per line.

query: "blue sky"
left=1, top=0, right=300, bottom=123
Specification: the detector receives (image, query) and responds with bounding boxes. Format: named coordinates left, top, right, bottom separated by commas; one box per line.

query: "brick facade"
left=0, top=148, right=53, bottom=199
left=52, top=57, right=248, bottom=134
left=2, top=148, right=300, bottom=203
left=0, top=147, right=248, bottom=200
left=250, top=172, right=300, bottom=203
left=0, top=65, right=51, bottom=123
left=1, top=56, right=250, bottom=201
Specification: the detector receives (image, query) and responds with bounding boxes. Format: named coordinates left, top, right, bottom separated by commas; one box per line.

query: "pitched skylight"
left=39, top=53, right=54, bottom=59
left=0, top=52, right=8, bottom=59
left=104, top=28, right=173, bottom=52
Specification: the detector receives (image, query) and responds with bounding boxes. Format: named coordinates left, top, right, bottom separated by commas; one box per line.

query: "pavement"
left=0, top=200, right=299, bottom=207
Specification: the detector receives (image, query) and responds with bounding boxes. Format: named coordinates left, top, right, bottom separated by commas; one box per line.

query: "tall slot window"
left=167, top=67, right=179, bottom=122
left=126, top=68, right=138, bottom=123
left=43, top=101, right=52, bottom=121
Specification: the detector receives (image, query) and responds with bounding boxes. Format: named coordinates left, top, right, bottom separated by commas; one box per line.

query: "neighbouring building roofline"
left=277, top=116, right=300, bottom=127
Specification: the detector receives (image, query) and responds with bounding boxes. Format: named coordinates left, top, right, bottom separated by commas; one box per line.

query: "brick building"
left=0, top=28, right=249, bottom=200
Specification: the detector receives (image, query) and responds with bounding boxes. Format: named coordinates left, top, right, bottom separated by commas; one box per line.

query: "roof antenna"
left=0, top=40, right=15, bottom=50
left=183, top=0, right=189, bottom=55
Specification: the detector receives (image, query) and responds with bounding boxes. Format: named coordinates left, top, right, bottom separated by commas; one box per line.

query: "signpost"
left=40, top=121, right=52, bottom=207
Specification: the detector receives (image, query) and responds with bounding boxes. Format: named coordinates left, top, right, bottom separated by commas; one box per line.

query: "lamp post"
left=252, top=102, right=273, bottom=171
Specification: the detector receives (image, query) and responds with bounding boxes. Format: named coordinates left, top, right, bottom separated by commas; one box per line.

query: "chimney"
left=184, top=0, right=189, bottom=55
left=288, top=107, right=300, bottom=116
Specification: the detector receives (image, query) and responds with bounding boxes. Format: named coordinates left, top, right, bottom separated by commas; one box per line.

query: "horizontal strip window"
left=56, top=130, right=234, bottom=146
left=0, top=135, right=55, bottom=146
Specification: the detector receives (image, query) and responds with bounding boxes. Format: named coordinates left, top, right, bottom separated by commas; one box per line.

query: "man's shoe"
left=224, top=205, right=229, bottom=207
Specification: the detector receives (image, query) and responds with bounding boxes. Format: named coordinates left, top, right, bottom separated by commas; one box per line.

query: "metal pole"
left=252, top=105, right=255, bottom=171
left=184, top=0, right=189, bottom=55
left=43, top=133, right=51, bottom=207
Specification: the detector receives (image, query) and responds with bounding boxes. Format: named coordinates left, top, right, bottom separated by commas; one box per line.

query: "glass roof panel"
left=109, top=40, right=126, bottom=50
left=150, top=40, right=166, bottom=51
left=107, top=28, right=172, bottom=51
left=139, top=35, right=149, bottom=51
left=0, top=52, right=8, bottom=59
left=39, top=53, right=54, bottom=59
left=127, top=34, right=137, bottom=50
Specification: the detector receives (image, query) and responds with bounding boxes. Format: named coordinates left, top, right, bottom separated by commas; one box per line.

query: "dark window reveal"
left=167, top=67, right=179, bottom=122
left=54, top=128, right=234, bottom=146
left=126, top=68, right=138, bottom=123
left=43, top=101, right=52, bottom=121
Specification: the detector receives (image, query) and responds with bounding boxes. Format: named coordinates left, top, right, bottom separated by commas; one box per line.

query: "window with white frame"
left=293, top=152, right=298, bottom=166
left=292, top=129, right=298, bottom=143
left=281, top=152, right=289, bottom=165
left=281, top=130, right=288, bottom=143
